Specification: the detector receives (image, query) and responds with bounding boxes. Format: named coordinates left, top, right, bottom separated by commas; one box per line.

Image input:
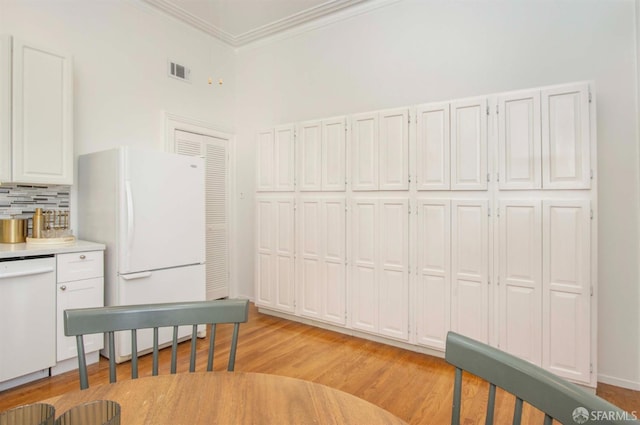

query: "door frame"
left=163, top=112, right=237, bottom=298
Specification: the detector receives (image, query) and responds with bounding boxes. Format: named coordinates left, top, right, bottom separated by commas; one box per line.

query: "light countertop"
left=0, top=239, right=105, bottom=259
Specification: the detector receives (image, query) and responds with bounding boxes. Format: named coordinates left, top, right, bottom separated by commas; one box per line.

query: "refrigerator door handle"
left=125, top=180, right=134, bottom=255
left=121, top=271, right=152, bottom=281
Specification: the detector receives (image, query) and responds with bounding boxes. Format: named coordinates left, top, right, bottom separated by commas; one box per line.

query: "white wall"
left=234, top=0, right=640, bottom=388
left=0, top=0, right=237, bottom=230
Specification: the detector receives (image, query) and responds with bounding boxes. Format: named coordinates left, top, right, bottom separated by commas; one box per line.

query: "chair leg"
left=451, top=367, right=462, bottom=425
left=228, top=323, right=240, bottom=371
left=207, top=324, right=216, bottom=372
left=485, top=383, right=496, bottom=425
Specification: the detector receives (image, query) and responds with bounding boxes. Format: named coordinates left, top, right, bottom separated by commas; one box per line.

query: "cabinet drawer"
left=57, top=251, right=104, bottom=282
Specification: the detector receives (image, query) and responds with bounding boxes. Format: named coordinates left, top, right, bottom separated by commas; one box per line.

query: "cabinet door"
left=378, top=199, right=409, bottom=340
left=415, top=200, right=450, bottom=349
left=57, top=278, right=104, bottom=361
left=274, top=125, right=295, bottom=191
left=0, top=36, right=10, bottom=182
left=12, top=38, right=73, bottom=185
left=498, top=201, right=542, bottom=365
left=542, top=84, right=590, bottom=189
left=416, top=103, right=450, bottom=191
left=498, top=91, right=542, bottom=190
left=451, top=200, right=489, bottom=343
left=542, top=200, right=591, bottom=383
left=299, top=121, right=322, bottom=191
left=351, top=113, right=379, bottom=191
left=322, top=118, right=346, bottom=191
left=255, top=199, right=274, bottom=306
left=451, top=98, right=488, bottom=190
left=350, top=199, right=378, bottom=332
left=256, top=130, right=274, bottom=191
left=274, top=198, right=295, bottom=312
left=379, top=108, right=409, bottom=191
left=323, top=198, right=346, bottom=325
left=298, top=199, right=322, bottom=319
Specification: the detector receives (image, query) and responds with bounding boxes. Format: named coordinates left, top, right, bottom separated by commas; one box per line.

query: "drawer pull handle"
left=80, top=255, right=86, bottom=260
left=60, top=285, right=67, bottom=291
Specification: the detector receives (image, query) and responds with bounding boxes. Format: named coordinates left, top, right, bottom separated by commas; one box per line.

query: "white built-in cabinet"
left=257, top=125, right=295, bottom=191
left=350, top=198, right=409, bottom=341
left=0, top=35, right=73, bottom=185
left=297, top=197, right=346, bottom=325
left=298, top=118, right=346, bottom=191
left=255, top=81, right=597, bottom=388
left=255, top=197, right=295, bottom=313
left=351, top=108, right=409, bottom=191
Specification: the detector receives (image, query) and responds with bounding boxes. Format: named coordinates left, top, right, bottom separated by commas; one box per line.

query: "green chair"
left=445, top=331, right=639, bottom=425
left=64, top=299, right=249, bottom=390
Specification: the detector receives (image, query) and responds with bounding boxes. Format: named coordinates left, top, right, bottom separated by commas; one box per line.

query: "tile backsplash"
left=0, top=184, right=70, bottom=219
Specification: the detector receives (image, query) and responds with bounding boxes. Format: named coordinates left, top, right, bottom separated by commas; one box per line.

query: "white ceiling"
left=142, top=0, right=369, bottom=47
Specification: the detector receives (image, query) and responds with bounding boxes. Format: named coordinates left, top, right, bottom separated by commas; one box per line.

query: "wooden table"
left=43, top=372, right=407, bottom=424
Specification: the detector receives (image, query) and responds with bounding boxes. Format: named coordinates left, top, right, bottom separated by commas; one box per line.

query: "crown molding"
left=142, top=0, right=371, bottom=47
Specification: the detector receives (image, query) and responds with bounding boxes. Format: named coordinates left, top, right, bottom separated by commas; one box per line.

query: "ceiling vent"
left=168, top=60, right=191, bottom=82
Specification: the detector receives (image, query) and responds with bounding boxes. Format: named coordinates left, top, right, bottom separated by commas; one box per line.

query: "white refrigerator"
left=78, top=146, right=206, bottom=362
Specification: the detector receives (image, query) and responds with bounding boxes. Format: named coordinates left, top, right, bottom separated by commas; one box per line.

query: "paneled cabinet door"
left=451, top=200, right=489, bottom=343
left=351, top=109, right=409, bottom=191
left=351, top=113, right=378, bottom=191
left=542, top=84, right=590, bottom=189
left=415, top=200, right=451, bottom=350
left=298, top=121, right=322, bottom=191
left=274, top=125, right=296, bottom=191
left=12, top=38, right=73, bottom=185
left=498, top=91, right=542, bottom=190
left=379, top=109, right=409, bottom=191
left=416, top=103, right=450, bottom=190
left=256, top=129, right=274, bottom=191
left=350, top=198, right=409, bottom=340
left=498, top=201, right=542, bottom=365
left=542, top=200, right=591, bottom=383
left=322, top=118, right=346, bottom=191
left=255, top=197, right=295, bottom=313
left=297, top=197, right=346, bottom=325
left=56, top=278, right=103, bottom=361
left=451, top=98, right=488, bottom=191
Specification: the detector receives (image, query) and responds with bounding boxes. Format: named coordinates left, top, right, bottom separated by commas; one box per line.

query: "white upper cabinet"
left=256, top=124, right=295, bottom=192
left=416, top=102, right=450, bottom=190
left=298, top=121, right=322, bottom=191
left=351, top=108, right=408, bottom=191
left=542, top=199, right=591, bottom=383
left=497, top=82, right=591, bottom=190
left=1, top=36, right=73, bottom=185
left=298, top=117, right=346, bottom=192
left=542, top=84, right=590, bottom=189
left=450, top=98, right=488, bottom=191
left=256, top=129, right=275, bottom=191
left=498, top=90, right=542, bottom=190
left=322, top=118, right=346, bottom=191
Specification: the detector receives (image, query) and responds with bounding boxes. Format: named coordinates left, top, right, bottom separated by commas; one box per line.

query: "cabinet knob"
left=60, top=285, right=67, bottom=291
left=79, top=255, right=86, bottom=260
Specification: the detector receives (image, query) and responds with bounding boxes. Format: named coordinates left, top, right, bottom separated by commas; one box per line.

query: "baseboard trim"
left=598, top=373, right=640, bottom=391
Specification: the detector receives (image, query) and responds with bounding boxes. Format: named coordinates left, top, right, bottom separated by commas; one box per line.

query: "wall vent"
left=168, top=60, right=191, bottom=82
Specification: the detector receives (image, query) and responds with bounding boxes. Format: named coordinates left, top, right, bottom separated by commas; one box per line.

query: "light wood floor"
left=1, top=303, right=638, bottom=424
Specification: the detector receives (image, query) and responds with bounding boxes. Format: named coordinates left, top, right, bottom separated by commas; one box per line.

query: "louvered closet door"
left=174, top=130, right=229, bottom=300
left=498, top=200, right=542, bottom=365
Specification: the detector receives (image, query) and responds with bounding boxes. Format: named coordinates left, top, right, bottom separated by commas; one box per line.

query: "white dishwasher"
left=0, top=255, right=56, bottom=383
